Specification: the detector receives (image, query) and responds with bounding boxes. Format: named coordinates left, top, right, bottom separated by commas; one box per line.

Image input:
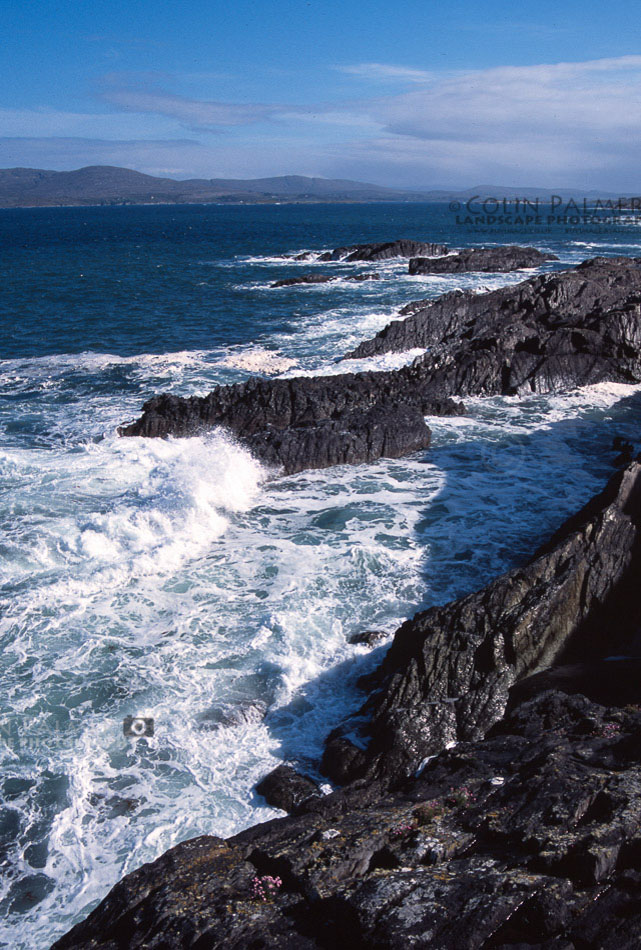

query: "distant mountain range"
left=0, top=166, right=430, bottom=208
left=0, top=165, right=629, bottom=208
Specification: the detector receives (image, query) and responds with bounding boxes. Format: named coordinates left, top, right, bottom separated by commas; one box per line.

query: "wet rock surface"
left=256, top=766, right=322, bottom=814
left=53, top=459, right=641, bottom=949
left=118, top=373, right=463, bottom=475
left=348, top=630, right=389, bottom=647
left=53, top=690, right=641, bottom=949
left=408, top=245, right=557, bottom=274
left=271, top=273, right=380, bottom=287
left=242, top=403, right=434, bottom=475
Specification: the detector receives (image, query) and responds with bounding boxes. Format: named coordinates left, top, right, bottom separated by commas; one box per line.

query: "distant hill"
left=0, top=166, right=628, bottom=208
left=0, top=166, right=431, bottom=208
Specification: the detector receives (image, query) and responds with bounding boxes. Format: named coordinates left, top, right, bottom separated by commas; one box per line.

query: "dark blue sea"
left=2, top=202, right=641, bottom=947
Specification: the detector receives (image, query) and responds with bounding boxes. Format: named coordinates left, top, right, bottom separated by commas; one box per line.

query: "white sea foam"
left=218, top=347, right=298, bottom=374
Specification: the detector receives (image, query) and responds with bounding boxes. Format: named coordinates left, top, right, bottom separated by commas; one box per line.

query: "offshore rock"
left=118, top=371, right=464, bottom=474
left=408, top=244, right=557, bottom=274
left=271, top=272, right=380, bottom=287
left=317, top=239, right=448, bottom=262
left=321, top=459, right=641, bottom=785
left=346, top=257, right=641, bottom=377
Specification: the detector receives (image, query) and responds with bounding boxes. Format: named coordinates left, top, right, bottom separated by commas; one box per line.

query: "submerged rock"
left=271, top=273, right=380, bottom=287
left=408, top=244, right=556, bottom=274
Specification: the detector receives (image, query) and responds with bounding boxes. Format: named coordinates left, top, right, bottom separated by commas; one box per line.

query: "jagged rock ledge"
left=408, top=244, right=556, bottom=274
left=120, top=257, right=641, bottom=476
left=53, top=461, right=641, bottom=949
left=293, top=239, right=449, bottom=262
left=346, top=257, right=641, bottom=394
left=322, top=459, right=641, bottom=786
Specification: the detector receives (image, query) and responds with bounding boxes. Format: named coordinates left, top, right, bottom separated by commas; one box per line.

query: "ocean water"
left=1, top=203, right=641, bottom=948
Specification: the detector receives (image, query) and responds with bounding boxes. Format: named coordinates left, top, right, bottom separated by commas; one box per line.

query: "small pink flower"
left=250, top=874, right=282, bottom=902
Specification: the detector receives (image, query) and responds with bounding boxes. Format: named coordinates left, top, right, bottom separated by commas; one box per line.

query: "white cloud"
left=335, top=63, right=435, bottom=83
left=327, top=55, right=641, bottom=187
left=101, top=85, right=276, bottom=129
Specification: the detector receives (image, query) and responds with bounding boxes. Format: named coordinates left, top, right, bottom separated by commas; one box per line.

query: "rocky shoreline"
left=53, top=247, right=641, bottom=948
left=120, top=256, right=641, bottom=476
left=53, top=457, right=641, bottom=950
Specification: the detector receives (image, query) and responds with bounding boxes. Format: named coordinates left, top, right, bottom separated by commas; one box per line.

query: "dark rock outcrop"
left=346, top=258, right=641, bottom=399
left=322, top=459, right=641, bottom=785
left=255, top=766, right=321, bottom=813
left=122, top=398, right=434, bottom=476
left=240, top=403, right=433, bottom=475
left=118, top=371, right=464, bottom=475
left=408, top=244, right=557, bottom=274
left=507, top=657, right=641, bottom=710
left=50, top=255, right=641, bottom=949
left=271, top=273, right=380, bottom=288
left=317, top=239, right=448, bottom=262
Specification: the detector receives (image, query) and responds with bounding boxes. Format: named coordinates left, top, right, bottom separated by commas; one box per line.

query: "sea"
left=2, top=201, right=641, bottom=948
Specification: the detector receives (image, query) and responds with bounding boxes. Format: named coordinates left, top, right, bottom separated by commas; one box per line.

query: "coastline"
left=52, top=454, right=641, bottom=950
left=50, top=249, right=641, bottom=948
left=4, top=209, right=641, bottom=947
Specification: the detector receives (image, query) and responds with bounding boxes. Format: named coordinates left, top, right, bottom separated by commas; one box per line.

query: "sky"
left=2, top=0, right=641, bottom=190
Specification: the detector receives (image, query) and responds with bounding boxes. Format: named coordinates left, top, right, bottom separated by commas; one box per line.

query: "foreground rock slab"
left=52, top=684, right=641, bottom=949
left=408, top=244, right=556, bottom=274
left=52, top=455, right=641, bottom=950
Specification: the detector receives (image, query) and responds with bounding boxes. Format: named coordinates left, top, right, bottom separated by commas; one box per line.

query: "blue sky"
left=2, top=0, right=641, bottom=188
